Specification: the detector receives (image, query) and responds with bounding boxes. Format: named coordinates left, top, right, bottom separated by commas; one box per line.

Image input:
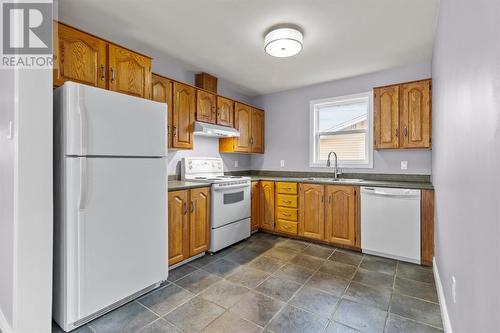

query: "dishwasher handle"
left=361, top=187, right=420, bottom=199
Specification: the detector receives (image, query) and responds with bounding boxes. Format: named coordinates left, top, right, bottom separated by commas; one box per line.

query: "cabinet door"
left=251, top=108, right=265, bottom=153
left=196, top=90, right=216, bottom=124
left=374, top=85, right=399, bottom=149
left=172, top=82, right=196, bottom=149
left=108, top=44, right=152, bottom=99
left=298, top=184, right=325, bottom=240
left=324, top=186, right=358, bottom=247
left=233, top=103, right=252, bottom=152
left=251, top=181, right=260, bottom=232
left=400, top=80, right=431, bottom=148
left=53, top=22, right=106, bottom=88
left=216, top=96, right=234, bottom=127
left=189, top=187, right=210, bottom=256
left=152, top=74, right=173, bottom=148
left=259, top=181, right=275, bottom=231
left=168, top=190, right=189, bottom=265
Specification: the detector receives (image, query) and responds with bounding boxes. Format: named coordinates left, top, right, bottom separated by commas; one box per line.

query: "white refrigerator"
left=53, top=82, right=168, bottom=332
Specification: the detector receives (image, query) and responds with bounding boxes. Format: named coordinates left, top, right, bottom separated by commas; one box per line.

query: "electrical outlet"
left=280, top=160, right=285, bottom=167
left=401, top=161, right=408, bottom=170
left=452, top=276, right=457, bottom=303
left=234, top=160, right=238, bottom=168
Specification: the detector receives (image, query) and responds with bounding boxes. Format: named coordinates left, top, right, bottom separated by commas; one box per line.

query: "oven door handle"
left=213, top=184, right=249, bottom=191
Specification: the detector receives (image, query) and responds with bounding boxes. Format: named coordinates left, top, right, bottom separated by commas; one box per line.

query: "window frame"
left=309, top=91, right=374, bottom=169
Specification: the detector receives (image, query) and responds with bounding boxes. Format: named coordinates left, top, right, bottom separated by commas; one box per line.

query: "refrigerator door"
left=58, top=82, right=166, bottom=157
left=64, top=156, right=167, bottom=323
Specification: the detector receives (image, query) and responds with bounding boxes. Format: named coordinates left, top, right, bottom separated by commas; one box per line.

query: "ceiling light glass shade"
left=264, top=28, right=303, bottom=57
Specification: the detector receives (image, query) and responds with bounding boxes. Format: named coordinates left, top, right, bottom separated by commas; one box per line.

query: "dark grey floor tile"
left=395, top=277, right=438, bottom=303
left=225, top=248, right=263, bottom=265
left=200, top=280, right=250, bottom=308
left=189, top=254, right=220, bottom=268
left=323, top=321, right=361, bottom=333
left=247, top=255, right=285, bottom=273
left=90, top=301, right=158, bottom=333
left=385, top=313, right=444, bottom=333
left=267, top=305, right=328, bottom=333
left=226, top=266, right=270, bottom=288
left=333, top=299, right=387, bottom=333
left=201, top=312, right=261, bottom=333
left=290, top=253, right=325, bottom=270
left=319, top=261, right=357, bottom=280
left=352, top=268, right=395, bottom=289
left=273, top=263, right=315, bottom=284
left=136, top=318, right=181, bottom=333
left=290, top=286, right=340, bottom=319
left=137, top=284, right=194, bottom=316
left=167, top=264, right=198, bottom=282
left=254, top=276, right=302, bottom=302
left=360, top=255, right=397, bottom=275
left=275, top=238, right=310, bottom=252
left=390, top=293, right=443, bottom=329
left=265, top=247, right=299, bottom=261
left=53, top=321, right=93, bottom=333
left=306, top=271, right=350, bottom=296
left=164, top=297, right=224, bottom=332
left=302, top=243, right=335, bottom=259
left=397, top=262, right=435, bottom=284
left=328, top=250, right=363, bottom=267
left=229, top=290, right=285, bottom=326
left=202, top=258, right=241, bottom=277
left=175, top=269, right=221, bottom=294
left=344, top=281, right=392, bottom=310
left=211, top=246, right=238, bottom=259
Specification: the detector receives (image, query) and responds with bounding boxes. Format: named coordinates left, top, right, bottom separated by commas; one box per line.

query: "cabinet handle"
left=100, top=64, right=105, bottom=81
left=404, top=127, right=408, bottom=137
left=282, top=213, right=292, bottom=217
left=283, top=200, right=292, bottom=204
left=110, top=67, right=115, bottom=82
left=173, top=125, right=177, bottom=137
left=395, top=128, right=399, bottom=137
left=190, top=201, right=195, bottom=213
left=217, top=108, right=221, bottom=116
left=182, top=202, right=187, bottom=215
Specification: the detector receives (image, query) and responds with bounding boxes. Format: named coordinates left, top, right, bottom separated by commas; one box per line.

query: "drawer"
left=276, top=207, right=298, bottom=221
left=276, top=182, right=297, bottom=195
left=276, top=194, right=297, bottom=208
left=276, top=219, right=298, bottom=235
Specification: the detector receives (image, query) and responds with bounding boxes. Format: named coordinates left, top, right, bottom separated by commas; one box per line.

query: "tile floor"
left=53, top=232, right=443, bottom=333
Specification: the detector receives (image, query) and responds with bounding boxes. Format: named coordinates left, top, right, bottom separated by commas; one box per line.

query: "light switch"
left=280, top=160, right=285, bottom=167
left=401, top=161, right=408, bottom=170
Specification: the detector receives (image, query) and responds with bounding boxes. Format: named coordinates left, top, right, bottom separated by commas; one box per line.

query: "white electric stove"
left=181, top=157, right=251, bottom=252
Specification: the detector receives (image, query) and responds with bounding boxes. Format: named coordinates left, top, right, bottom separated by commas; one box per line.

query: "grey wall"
left=251, top=62, right=432, bottom=174
left=432, top=0, right=500, bottom=332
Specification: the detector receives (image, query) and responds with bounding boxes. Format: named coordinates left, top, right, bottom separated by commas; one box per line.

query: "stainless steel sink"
left=303, top=177, right=363, bottom=183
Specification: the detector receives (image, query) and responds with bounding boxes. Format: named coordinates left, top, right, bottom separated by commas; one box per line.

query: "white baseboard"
left=433, top=257, right=453, bottom=333
left=0, top=308, right=13, bottom=333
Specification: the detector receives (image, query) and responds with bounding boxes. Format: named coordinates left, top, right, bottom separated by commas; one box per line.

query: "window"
left=309, top=92, right=373, bottom=168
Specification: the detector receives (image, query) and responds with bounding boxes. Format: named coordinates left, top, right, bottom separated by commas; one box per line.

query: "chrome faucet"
left=326, top=151, right=341, bottom=179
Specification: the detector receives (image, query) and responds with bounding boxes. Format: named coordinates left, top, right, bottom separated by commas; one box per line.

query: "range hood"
left=193, top=121, right=240, bottom=138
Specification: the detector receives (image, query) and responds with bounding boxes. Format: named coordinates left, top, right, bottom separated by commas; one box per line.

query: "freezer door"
left=57, top=82, right=166, bottom=157
left=64, top=157, right=167, bottom=322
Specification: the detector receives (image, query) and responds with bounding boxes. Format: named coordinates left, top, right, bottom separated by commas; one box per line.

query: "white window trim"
left=309, top=91, right=374, bottom=169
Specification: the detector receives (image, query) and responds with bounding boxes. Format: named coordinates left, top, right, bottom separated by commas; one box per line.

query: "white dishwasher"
left=361, top=187, right=421, bottom=264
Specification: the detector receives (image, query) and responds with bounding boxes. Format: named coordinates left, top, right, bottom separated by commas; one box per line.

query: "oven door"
left=211, top=183, right=251, bottom=228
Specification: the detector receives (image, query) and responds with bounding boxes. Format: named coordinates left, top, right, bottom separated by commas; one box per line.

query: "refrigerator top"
left=54, top=82, right=167, bottom=157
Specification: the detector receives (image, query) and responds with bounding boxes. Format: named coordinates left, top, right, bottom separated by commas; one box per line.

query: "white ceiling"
left=57, top=0, right=439, bottom=96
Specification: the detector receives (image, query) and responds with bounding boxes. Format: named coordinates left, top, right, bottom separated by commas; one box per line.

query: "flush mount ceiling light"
left=264, top=27, right=303, bottom=58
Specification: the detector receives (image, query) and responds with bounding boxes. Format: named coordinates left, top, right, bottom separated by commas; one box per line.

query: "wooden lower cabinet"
left=324, top=185, right=359, bottom=248
left=298, top=184, right=325, bottom=240
left=251, top=181, right=260, bottom=232
left=168, top=188, right=210, bottom=266
left=259, top=181, right=275, bottom=231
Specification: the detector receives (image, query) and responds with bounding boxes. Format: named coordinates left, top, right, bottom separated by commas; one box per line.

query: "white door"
left=64, top=157, right=167, bottom=322
left=61, top=82, right=166, bottom=157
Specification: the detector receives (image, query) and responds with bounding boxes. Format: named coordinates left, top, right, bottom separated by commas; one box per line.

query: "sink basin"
left=303, top=177, right=363, bottom=183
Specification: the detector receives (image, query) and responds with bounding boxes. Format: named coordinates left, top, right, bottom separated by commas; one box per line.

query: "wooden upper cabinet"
left=172, top=82, right=196, bottom=149
left=216, top=96, right=234, bottom=127
left=168, top=190, right=189, bottom=266
left=232, top=102, right=253, bottom=152
left=374, top=85, right=400, bottom=149
left=196, top=90, right=217, bottom=124
left=298, top=184, right=325, bottom=240
left=251, top=108, right=265, bottom=153
left=189, top=187, right=210, bottom=256
left=53, top=22, right=106, bottom=88
left=251, top=181, right=260, bottom=232
left=400, top=80, right=431, bottom=148
left=260, top=181, right=275, bottom=231
left=152, top=74, right=173, bottom=148
left=108, top=44, right=152, bottom=99
left=324, top=186, right=358, bottom=248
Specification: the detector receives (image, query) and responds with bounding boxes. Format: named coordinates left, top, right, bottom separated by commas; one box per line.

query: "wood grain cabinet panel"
left=251, top=108, right=265, bottom=153
left=189, top=187, right=210, bottom=256
left=374, top=85, right=400, bottom=149
left=53, top=22, right=107, bottom=88
left=400, top=80, right=431, bottom=148
left=260, top=181, right=275, bottom=231
left=152, top=74, right=173, bottom=148
left=196, top=90, right=217, bottom=124
left=233, top=103, right=253, bottom=152
left=172, top=82, right=196, bottom=149
left=251, top=181, right=260, bottom=232
left=216, top=96, right=234, bottom=127
left=298, top=183, right=325, bottom=240
left=324, top=186, right=359, bottom=247
left=276, top=219, right=298, bottom=235
left=168, top=190, right=189, bottom=265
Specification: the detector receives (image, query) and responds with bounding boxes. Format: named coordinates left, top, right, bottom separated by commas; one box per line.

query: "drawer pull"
left=282, top=213, right=292, bottom=217
left=283, top=200, right=292, bottom=204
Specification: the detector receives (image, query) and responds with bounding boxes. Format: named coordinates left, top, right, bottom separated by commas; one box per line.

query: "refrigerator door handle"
left=79, top=158, right=87, bottom=210
left=79, top=89, right=88, bottom=155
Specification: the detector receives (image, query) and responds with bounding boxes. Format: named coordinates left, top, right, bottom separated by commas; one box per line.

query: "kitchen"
left=0, top=1, right=499, bottom=333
